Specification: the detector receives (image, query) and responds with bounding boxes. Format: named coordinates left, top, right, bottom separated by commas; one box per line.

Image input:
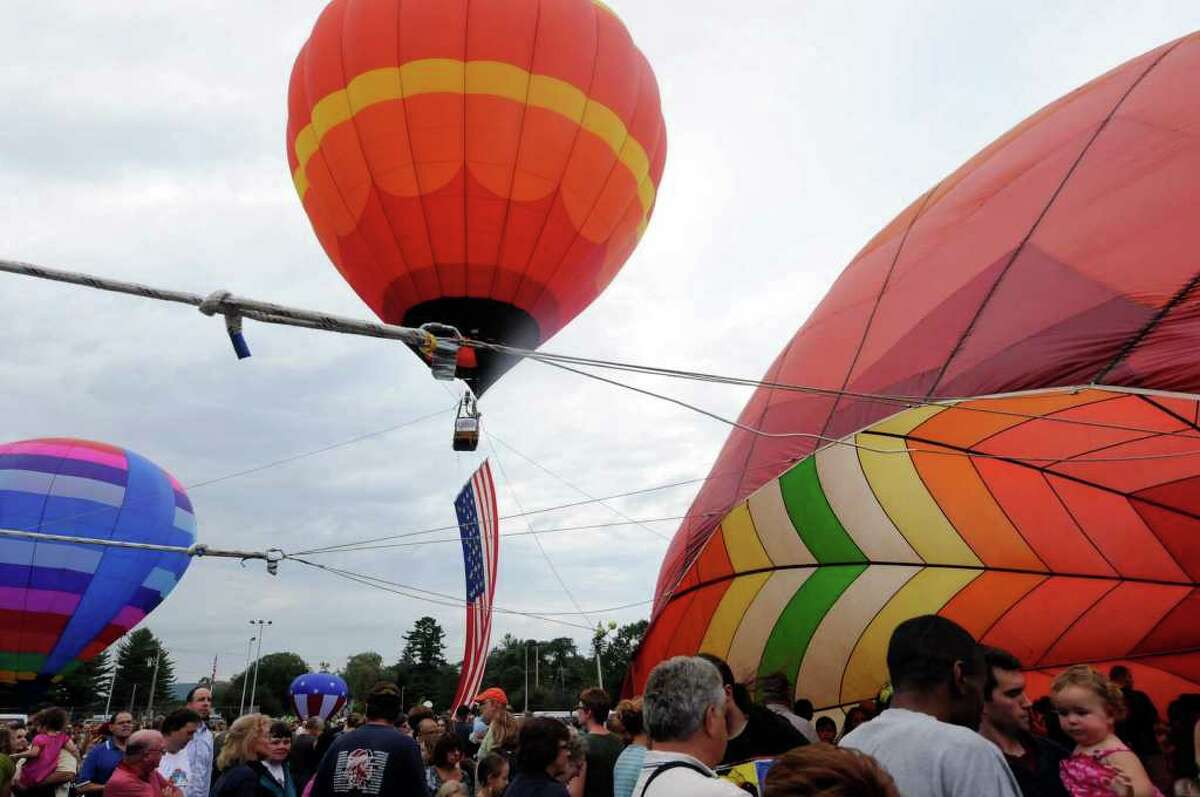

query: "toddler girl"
left=14, top=708, right=77, bottom=788
left=1052, top=665, right=1160, bottom=797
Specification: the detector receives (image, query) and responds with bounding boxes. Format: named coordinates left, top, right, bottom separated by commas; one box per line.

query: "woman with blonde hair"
left=488, top=710, right=520, bottom=759
left=213, top=714, right=296, bottom=797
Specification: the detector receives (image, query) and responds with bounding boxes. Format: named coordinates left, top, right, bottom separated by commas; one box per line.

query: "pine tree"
left=401, top=617, right=447, bottom=668
left=110, top=628, right=176, bottom=716
left=46, top=650, right=113, bottom=713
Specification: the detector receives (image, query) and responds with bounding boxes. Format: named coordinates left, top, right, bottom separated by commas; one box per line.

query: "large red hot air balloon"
left=288, top=0, right=667, bottom=395
left=630, top=32, right=1200, bottom=716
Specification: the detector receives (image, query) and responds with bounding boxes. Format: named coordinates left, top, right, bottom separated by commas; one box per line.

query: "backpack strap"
left=638, top=760, right=714, bottom=797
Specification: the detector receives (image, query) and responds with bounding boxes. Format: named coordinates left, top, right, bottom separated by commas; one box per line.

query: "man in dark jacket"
left=978, top=648, right=1069, bottom=797
left=310, top=683, right=427, bottom=797
left=697, top=654, right=808, bottom=765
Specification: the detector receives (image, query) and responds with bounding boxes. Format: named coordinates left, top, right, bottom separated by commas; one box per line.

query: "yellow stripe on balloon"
left=699, top=571, right=772, bottom=661
left=840, top=566, right=981, bottom=703
left=815, top=443, right=920, bottom=564
left=291, top=59, right=659, bottom=229
left=727, top=569, right=814, bottom=683
left=856, top=407, right=982, bottom=566
left=797, top=564, right=918, bottom=710
left=721, top=502, right=773, bottom=573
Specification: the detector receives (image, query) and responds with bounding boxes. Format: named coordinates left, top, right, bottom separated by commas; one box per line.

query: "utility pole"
left=523, top=643, right=529, bottom=713
left=145, top=648, right=162, bottom=720
left=248, top=619, right=272, bottom=711
left=534, top=645, right=540, bottom=689
left=104, top=670, right=117, bottom=717
left=592, top=621, right=616, bottom=691
left=239, top=635, right=256, bottom=715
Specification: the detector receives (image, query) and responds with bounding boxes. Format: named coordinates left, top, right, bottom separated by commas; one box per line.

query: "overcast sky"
left=4, top=1, right=1200, bottom=692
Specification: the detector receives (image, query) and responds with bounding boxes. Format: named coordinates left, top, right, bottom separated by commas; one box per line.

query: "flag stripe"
left=451, top=461, right=500, bottom=711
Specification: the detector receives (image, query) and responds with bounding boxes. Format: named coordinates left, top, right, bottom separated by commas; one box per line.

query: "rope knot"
left=198, top=290, right=232, bottom=316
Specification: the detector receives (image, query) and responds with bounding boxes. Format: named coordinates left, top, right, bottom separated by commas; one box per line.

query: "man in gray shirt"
left=840, top=615, right=1020, bottom=797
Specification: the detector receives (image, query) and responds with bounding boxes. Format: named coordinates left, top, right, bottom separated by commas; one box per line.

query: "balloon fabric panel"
left=289, top=0, right=667, bottom=394
left=0, top=439, right=193, bottom=685
left=631, top=388, right=1200, bottom=715
left=656, top=33, right=1200, bottom=601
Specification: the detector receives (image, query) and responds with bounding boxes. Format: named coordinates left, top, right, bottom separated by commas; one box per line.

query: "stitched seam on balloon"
left=962, top=392, right=1128, bottom=459
left=506, top=5, right=606, bottom=307
left=889, top=428, right=984, bottom=568
left=714, top=571, right=772, bottom=661
left=659, top=341, right=803, bottom=609
left=520, top=37, right=649, bottom=318
left=462, top=0, right=471, bottom=296
left=1121, top=588, right=1193, bottom=661
left=1040, top=473, right=1123, bottom=579
left=816, top=184, right=941, bottom=444
left=875, top=428, right=1200, bottom=528
left=299, top=20, right=398, bottom=311
left=1137, top=394, right=1200, bottom=437
left=1092, top=269, right=1200, bottom=384
left=485, top=0, right=543, bottom=301
left=337, top=0, right=420, bottom=310
left=666, top=560, right=1192, bottom=606
left=834, top=565, right=922, bottom=705
left=393, top=0, right=444, bottom=302
left=20, top=441, right=86, bottom=677
left=1032, top=579, right=1124, bottom=667
left=547, top=53, right=667, bottom=307
left=290, top=60, right=660, bottom=237
left=925, top=39, right=1185, bottom=398
left=963, top=452, right=1050, bottom=572
left=882, top=428, right=1192, bottom=581
left=46, top=443, right=130, bottom=677
left=969, top=572, right=1050, bottom=649
left=843, top=433, right=922, bottom=564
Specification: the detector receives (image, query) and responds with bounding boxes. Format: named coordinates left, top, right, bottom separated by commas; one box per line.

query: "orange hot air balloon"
left=288, top=0, right=667, bottom=396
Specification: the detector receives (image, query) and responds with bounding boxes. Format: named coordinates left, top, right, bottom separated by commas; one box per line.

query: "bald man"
left=102, top=731, right=181, bottom=797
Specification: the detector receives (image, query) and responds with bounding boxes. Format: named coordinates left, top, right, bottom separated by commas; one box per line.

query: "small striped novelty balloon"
left=290, top=672, right=349, bottom=721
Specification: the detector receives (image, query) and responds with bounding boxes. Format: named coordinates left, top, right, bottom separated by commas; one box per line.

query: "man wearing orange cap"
left=474, top=687, right=511, bottom=758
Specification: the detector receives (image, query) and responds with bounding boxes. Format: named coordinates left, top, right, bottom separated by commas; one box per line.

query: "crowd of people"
left=0, top=620, right=1197, bottom=797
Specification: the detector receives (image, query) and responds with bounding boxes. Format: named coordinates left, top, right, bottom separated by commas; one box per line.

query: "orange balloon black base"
left=401, top=297, right=539, bottom=397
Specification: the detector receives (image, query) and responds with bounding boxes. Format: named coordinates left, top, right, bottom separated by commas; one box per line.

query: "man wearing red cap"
left=474, top=687, right=511, bottom=758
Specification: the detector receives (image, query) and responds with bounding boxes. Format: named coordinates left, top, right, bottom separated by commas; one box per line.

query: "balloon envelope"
left=634, top=32, right=1200, bottom=714
left=288, top=0, right=668, bottom=395
left=289, top=672, right=349, bottom=721
left=0, top=438, right=195, bottom=687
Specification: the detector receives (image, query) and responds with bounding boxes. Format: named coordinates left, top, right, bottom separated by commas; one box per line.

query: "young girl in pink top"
left=1052, top=666, right=1161, bottom=797
left=13, top=708, right=76, bottom=788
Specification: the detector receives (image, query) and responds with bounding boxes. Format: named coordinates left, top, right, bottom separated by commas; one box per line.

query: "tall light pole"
left=239, top=635, right=256, bottom=716
left=248, top=619, right=272, bottom=711
left=145, top=648, right=162, bottom=720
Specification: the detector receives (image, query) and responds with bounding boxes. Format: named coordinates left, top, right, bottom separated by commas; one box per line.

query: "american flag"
left=450, top=461, right=499, bottom=712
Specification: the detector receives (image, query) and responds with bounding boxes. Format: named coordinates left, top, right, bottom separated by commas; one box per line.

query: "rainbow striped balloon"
left=630, top=388, right=1200, bottom=718
left=0, top=438, right=195, bottom=686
